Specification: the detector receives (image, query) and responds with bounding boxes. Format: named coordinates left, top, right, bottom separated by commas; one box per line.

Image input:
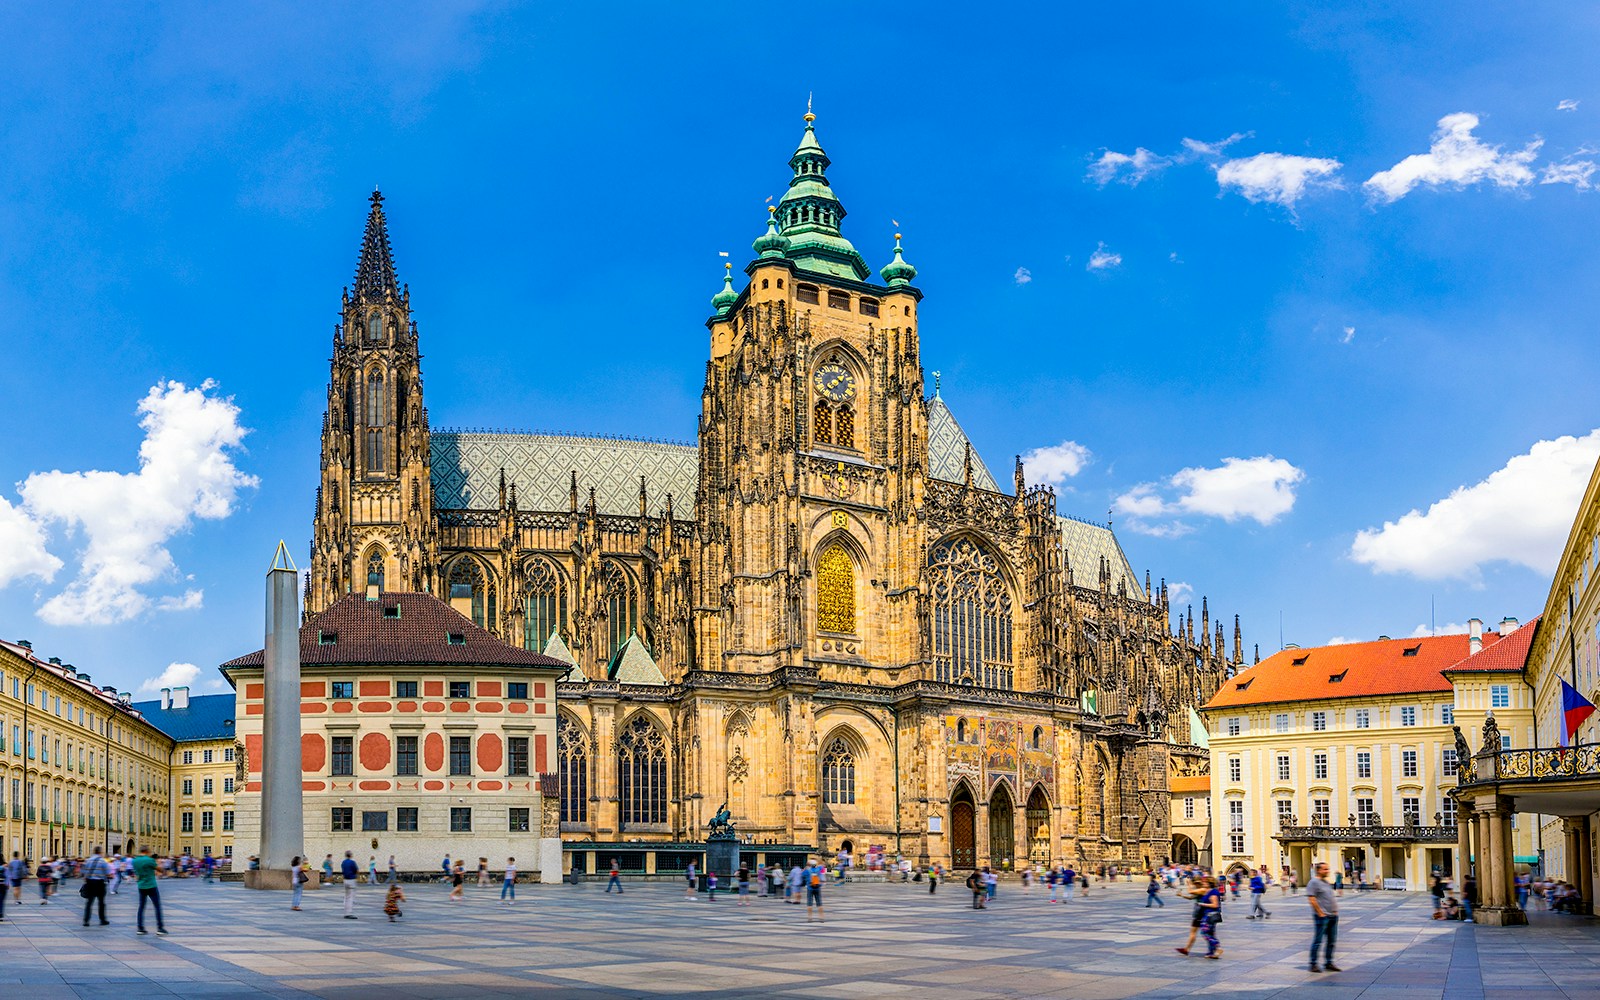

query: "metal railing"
left=1277, top=823, right=1458, bottom=843
left=1487, top=743, right=1600, bottom=782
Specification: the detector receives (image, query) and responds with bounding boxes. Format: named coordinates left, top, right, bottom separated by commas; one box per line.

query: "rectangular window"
left=396, top=736, right=419, bottom=776
left=1229, top=833, right=1245, bottom=854
left=223, top=777, right=234, bottom=794
left=397, top=807, right=419, bottom=832
left=202, top=749, right=214, bottom=764
left=332, top=807, right=353, bottom=832
left=181, top=812, right=193, bottom=833
left=1311, top=711, right=1327, bottom=732
left=1228, top=756, right=1241, bottom=782
left=509, top=807, right=530, bottom=832
left=224, top=747, right=235, bottom=762
left=1403, top=749, right=1419, bottom=778
left=331, top=736, right=354, bottom=776
left=1491, top=685, right=1510, bottom=709
left=827, top=290, right=851, bottom=310
left=449, top=681, right=471, bottom=699
left=1357, top=751, right=1372, bottom=779
left=1276, top=799, right=1294, bottom=827
left=1442, top=797, right=1457, bottom=826
left=1313, top=752, right=1328, bottom=780
left=182, top=750, right=194, bottom=765
left=396, top=681, right=419, bottom=699
left=1502, top=734, right=1512, bottom=751
left=1228, top=799, right=1244, bottom=832
left=202, top=778, right=213, bottom=795
left=1356, top=798, right=1374, bottom=826
left=1312, top=798, right=1330, bottom=825
left=1273, top=713, right=1290, bottom=733
left=1443, top=748, right=1459, bottom=777
left=182, top=778, right=193, bottom=796
left=1183, top=796, right=1195, bottom=819
left=1441, top=704, right=1454, bottom=725
left=508, top=736, right=529, bottom=776
left=331, top=681, right=355, bottom=699
left=1402, top=796, right=1420, bottom=824
left=201, top=810, right=214, bottom=832
left=1355, top=709, right=1370, bottom=729
left=1400, top=706, right=1417, bottom=727
left=222, top=810, right=234, bottom=832
left=449, top=736, right=472, bottom=775
left=859, top=297, right=880, bottom=318
left=1276, top=754, right=1290, bottom=782
left=1226, top=717, right=1241, bottom=737
left=450, top=807, right=472, bottom=832
left=797, top=284, right=820, bottom=305
left=362, top=810, right=388, bottom=831
left=507, top=681, right=529, bottom=700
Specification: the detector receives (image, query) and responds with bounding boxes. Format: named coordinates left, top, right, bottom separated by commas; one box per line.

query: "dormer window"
left=382, top=605, right=401, bottom=619
left=447, top=632, right=466, bottom=646
left=1235, top=678, right=1253, bottom=691
left=1403, top=644, right=1421, bottom=657
left=1292, top=655, right=1308, bottom=665
left=318, top=631, right=338, bottom=646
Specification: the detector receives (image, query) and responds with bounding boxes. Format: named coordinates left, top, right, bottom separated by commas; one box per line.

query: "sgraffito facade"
left=303, top=113, right=1240, bottom=869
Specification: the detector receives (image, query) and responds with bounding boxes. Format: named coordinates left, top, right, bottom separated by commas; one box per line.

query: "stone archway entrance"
left=989, top=782, right=1015, bottom=869
left=951, top=785, right=976, bottom=869
left=1172, top=833, right=1198, bottom=865
left=1027, top=786, right=1051, bottom=866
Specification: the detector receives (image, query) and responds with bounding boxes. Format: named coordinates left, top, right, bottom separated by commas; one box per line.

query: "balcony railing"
left=1478, top=743, right=1600, bottom=783
left=1277, top=822, right=1458, bottom=844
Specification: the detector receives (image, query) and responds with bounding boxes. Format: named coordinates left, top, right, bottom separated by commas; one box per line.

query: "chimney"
left=77, top=673, right=91, bottom=684
left=17, top=639, right=31, bottom=650
left=62, top=664, right=76, bottom=678
left=160, top=688, right=172, bottom=710
left=1378, top=635, right=1390, bottom=641
left=102, top=685, right=118, bottom=697
left=1469, top=617, right=1483, bottom=655
left=48, top=656, right=61, bottom=665
left=170, top=686, right=189, bottom=710
left=1500, top=616, right=1519, bottom=634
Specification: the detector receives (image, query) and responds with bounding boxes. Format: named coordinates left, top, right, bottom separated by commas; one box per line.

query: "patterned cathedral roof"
left=431, top=431, right=699, bottom=515
left=1057, top=515, right=1144, bottom=598
left=925, top=392, right=1000, bottom=492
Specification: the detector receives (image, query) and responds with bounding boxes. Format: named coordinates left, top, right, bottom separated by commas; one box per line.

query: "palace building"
left=301, top=112, right=1240, bottom=871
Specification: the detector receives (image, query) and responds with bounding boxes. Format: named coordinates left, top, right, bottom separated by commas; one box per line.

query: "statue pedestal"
left=703, top=837, right=740, bottom=892
left=244, top=868, right=319, bottom=891
left=1472, top=905, right=1528, bottom=926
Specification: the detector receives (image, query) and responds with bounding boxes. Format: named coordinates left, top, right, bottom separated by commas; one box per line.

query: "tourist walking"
left=132, top=847, right=166, bottom=935
left=323, top=855, right=335, bottom=882
left=806, top=860, right=825, bottom=922
left=38, top=857, right=54, bottom=903
left=6, top=851, right=24, bottom=905
left=81, top=847, right=111, bottom=927
left=449, top=860, right=465, bottom=901
left=501, top=858, right=517, bottom=904
left=985, top=867, right=998, bottom=901
left=1196, top=877, right=1224, bottom=959
left=1248, top=867, right=1271, bottom=920
left=966, top=869, right=986, bottom=910
left=1306, top=861, right=1341, bottom=973
left=706, top=870, right=719, bottom=900
left=1146, top=873, right=1165, bottom=907
left=441, top=854, right=451, bottom=883
left=479, top=857, right=490, bottom=888
left=685, top=861, right=697, bottom=898
left=1062, top=864, right=1076, bottom=902
left=606, top=858, right=623, bottom=893
left=387, top=855, right=397, bottom=884
left=290, top=856, right=305, bottom=910
left=1176, top=876, right=1207, bottom=955
left=1462, top=873, right=1477, bottom=923
left=928, top=862, right=940, bottom=895
left=384, top=882, right=406, bottom=921
left=737, top=863, right=751, bottom=905
left=1333, top=869, right=1344, bottom=897
left=340, top=851, right=360, bottom=919
left=368, top=856, right=378, bottom=884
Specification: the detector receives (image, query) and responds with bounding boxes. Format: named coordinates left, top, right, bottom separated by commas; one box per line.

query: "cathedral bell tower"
left=308, top=190, right=436, bottom=612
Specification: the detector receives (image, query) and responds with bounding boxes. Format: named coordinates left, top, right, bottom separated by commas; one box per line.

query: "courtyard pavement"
left=0, top=874, right=1595, bottom=999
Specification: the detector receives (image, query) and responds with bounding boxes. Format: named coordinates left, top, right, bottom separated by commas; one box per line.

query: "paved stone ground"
left=1, top=875, right=1596, bottom=999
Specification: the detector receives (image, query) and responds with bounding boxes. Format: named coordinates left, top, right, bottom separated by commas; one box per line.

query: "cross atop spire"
left=354, top=188, right=399, bottom=302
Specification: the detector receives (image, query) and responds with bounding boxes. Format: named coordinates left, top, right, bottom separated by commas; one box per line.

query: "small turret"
left=880, top=232, right=918, bottom=286
left=752, top=205, right=790, bottom=259
left=711, top=262, right=739, bottom=317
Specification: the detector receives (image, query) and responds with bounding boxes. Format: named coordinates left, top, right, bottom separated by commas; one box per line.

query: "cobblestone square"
left=2, top=877, right=1594, bottom=999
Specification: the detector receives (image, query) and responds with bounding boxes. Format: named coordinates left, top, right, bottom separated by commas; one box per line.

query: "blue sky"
left=1, top=2, right=1598, bottom=693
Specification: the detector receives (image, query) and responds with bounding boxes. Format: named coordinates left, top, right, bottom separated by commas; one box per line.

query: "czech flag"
left=1560, top=679, right=1597, bottom=747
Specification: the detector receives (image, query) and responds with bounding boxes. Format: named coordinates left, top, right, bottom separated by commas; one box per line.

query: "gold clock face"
left=814, top=362, right=856, bottom=402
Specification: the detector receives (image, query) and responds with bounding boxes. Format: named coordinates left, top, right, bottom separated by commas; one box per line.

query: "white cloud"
left=1014, top=267, right=1033, bottom=285
left=1022, top=441, right=1092, bottom=486
left=1087, top=243, right=1122, bottom=271
left=1169, top=252, right=1182, bottom=263
left=138, top=661, right=201, bottom=695
left=1364, top=113, right=1542, bottom=204
left=1088, top=148, right=1170, bottom=186
left=0, top=496, right=62, bottom=587
left=1341, top=326, right=1356, bottom=344
left=1167, top=581, right=1194, bottom=607
left=1542, top=159, right=1596, bottom=190
left=1559, top=99, right=1580, bottom=112
left=1180, top=133, right=1250, bottom=160
left=1216, top=152, right=1343, bottom=209
left=1350, top=429, right=1600, bottom=580
left=1116, top=456, right=1306, bottom=534
left=1411, top=622, right=1470, bottom=638
left=14, top=380, right=257, bottom=625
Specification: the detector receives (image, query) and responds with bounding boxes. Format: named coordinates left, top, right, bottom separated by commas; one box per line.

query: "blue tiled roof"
left=129, top=693, right=238, bottom=743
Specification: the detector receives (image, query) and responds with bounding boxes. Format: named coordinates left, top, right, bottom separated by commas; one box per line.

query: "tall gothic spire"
left=774, top=108, right=870, bottom=280
left=354, top=189, right=399, bottom=301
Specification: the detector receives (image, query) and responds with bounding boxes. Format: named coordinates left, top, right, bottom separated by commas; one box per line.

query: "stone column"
left=1483, top=807, right=1506, bottom=907
left=249, top=544, right=304, bottom=890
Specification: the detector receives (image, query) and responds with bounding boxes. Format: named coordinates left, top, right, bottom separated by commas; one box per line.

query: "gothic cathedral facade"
left=306, top=113, right=1237, bottom=869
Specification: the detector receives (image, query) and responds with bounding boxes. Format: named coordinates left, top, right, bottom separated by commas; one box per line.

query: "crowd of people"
left=1, top=846, right=171, bottom=933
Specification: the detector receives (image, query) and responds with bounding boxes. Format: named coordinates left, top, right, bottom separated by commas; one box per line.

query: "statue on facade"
left=1453, top=726, right=1474, bottom=781
left=707, top=802, right=736, bottom=840
left=1480, top=714, right=1502, bottom=757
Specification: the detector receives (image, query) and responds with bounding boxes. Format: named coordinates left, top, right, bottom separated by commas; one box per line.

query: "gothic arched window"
left=928, top=536, right=1015, bottom=689
left=366, top=313, right=382, bottom=343
left=821, top=737, right=856, bottom=805
left=835, top=404, right=855, bottom=448
left=617, top=714, right=667, bottom=826
left=365, top=550, right=384, bottom=593
left=813, top=399, right=833, bottom=446
left=364, top=370, right=385, bottom=473
left=449, top=560, right=486, bottom=628
left=816, top=543, right=856, bottom=634
left=523, top=558, right=567, bottom=650
left=603, top=560, right=637, bottom=657
left=557, top=715, right=588, bottom=825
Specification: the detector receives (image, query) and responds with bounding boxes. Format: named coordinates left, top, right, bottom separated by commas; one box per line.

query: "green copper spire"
left=880, top=232, right=917, bottom=286
left=753, top=205, right=789, bottom=258
left=775, top=108, right=870, bottom=281
left=711, top=262, right=739, bottom=316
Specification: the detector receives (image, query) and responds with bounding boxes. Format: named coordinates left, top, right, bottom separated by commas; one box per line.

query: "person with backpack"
left=806, top=860, right=825, bottom=921
left=1061, top=864, right=1076, bottom=902
left=965, top=868, right=986, bottom=909
left=1247, top=867, right=1271, bottom=920
left=80, top=847, right=111, bottom=927
left=1146, top=872, right=1165, bottom=907
left=290, top=856, right=305, bottom=911
left=37, top=857, right=54, bottom=903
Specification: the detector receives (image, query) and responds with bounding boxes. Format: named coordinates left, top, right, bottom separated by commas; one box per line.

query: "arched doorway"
left=1171, top=833, right=1198, bottom=865
left=989, top=782, right=1015, bottom=869
left=1026, top=786, right=1051, bottom=866
left=951, top=785, right=976, bottom=869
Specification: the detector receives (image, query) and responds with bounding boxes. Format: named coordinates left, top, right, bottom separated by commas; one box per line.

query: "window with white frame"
left=1227, top=717, right=1242, bottom=737
left=1355, top=709, right=1370, bottom=729
left=1442, top=747, right=1458, bottom=777
left=1357, top=751, right=1372, bottom=779
left=1356, top=797, right=1374, bottom=826
left=1402, top=749, right=1418, bottom=778
left=1491, top=685, right=1510, bottom=709
left=1229, top=833, right=1245, bottom=854
left=1312, top=711, right=1327, bottom=731
left=1402, top=796, right=1420, bottom=824
left=1228, top=756, right=1242, bottom=782
left=1441, top=704, right=1454, bottom=725
left=1273, top=713, right=1290, bottom=733
left=1184, top=796, right=1195, bottom=820
left=1276, top=753, right=1291, bottom=782
left=1276, top=798, right=1295, bottom=827
left=1313, top=752, right=1329, bottom=780
left=1501, top=734, right=1512, bottom=751
left=1400, top=706, right=1417, bottom=726
left=1312, top=798, right=1330, bottom=825
left=1442, top=796, right=1457, bottom=826
left=1228, top=799, right=1244, bottom=853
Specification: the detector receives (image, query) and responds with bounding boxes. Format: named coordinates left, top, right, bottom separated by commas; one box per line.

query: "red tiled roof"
left=1443, top=617, right=1540, bottom=675
left=220, top=592, right=567, bottom=671
left=1202, top=629, right=1510, bottom=711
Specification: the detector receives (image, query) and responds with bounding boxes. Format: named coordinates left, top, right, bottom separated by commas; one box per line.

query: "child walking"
left=384, top=883, right=406, bottom=922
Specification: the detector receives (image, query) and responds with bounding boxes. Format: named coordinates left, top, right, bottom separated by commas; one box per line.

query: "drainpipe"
left=20, top=658, right=39, bottom=861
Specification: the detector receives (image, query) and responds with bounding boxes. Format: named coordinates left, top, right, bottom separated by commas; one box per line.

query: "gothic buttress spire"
left=354, top=189, right=400, bottom=302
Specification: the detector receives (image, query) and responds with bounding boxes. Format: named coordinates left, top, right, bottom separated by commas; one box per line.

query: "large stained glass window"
left=816, top=544, right=856, bottom=634
left=617, top=714, right=667, bottom=827
left=928, top=536, right=1014, bottom=689
left=821, top=737, right=856, bottom=805
left=557, top=715, right=588, bottom=825
left=449, top=560, right=487, bottom=628
left=523, top=558, right=567, bottom=650
left=603, top=560, right=637, bottom=657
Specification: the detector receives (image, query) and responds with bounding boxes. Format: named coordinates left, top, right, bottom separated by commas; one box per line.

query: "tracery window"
left=366, top=313, right=382, bottom=343
left=557, top=715, right=588, bottom=825
left=816, top=543, right=857, bottom=634
left=813, top=399, right=833, bottom=445
left=364, top=370, right=385, bottom=473
left=449, top=560, right=488, bottom=628
left=617, top=714, right=667, bottom=826
left=523, top=558, right=567, bottom=650
left=821, top=737, right=856, bottom=805
left=603, top=560, right=638, bottom=657
left=928, top=536, right=1014, bottom=689
left=365, top=551, right=384, bottom=593
left=834, top=405, right=854, bottom=448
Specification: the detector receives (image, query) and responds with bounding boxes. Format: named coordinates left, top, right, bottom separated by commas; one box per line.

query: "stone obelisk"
left=249, top=541, right=305, bottom=889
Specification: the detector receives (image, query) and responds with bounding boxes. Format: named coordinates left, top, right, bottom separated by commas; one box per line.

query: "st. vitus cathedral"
left=306, top=112, right=1241, bottom=869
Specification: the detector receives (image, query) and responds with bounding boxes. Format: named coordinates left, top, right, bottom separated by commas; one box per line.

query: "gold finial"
left=724, top=262, right=733, bottom=272
left=768, top=204, right=777, bottom=214
left=894, top=232, right=902, bottom=241
left=804, top=91, right=815, bottom=123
